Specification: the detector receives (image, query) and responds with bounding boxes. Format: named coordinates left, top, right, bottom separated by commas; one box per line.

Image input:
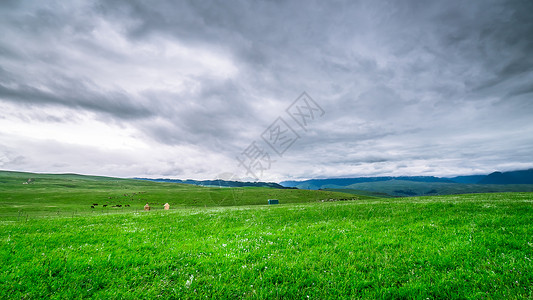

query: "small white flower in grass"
left=185, top=275, right=194, bottom=288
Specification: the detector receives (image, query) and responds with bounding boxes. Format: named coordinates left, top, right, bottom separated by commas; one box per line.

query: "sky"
left=1, top=0, right=532, bottom=182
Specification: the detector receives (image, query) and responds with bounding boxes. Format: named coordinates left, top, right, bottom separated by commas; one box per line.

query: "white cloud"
left=0, top=103, right=147, bottom=151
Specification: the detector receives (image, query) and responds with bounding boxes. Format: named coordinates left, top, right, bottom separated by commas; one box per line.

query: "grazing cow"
left=103, top=204, right=107, bottom=207
left=90, top=206, right=95, bottom=209
left=125, top=204, right=130, bottom=207
left=116, top=204, right=122, bottom=207
left=92, top=203, right=98, bottom=206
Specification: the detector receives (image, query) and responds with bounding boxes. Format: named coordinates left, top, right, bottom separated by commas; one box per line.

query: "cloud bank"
left=1, top=0, right=532, bottom=181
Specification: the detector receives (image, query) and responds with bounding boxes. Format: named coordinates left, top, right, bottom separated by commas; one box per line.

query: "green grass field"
left=0, top=171, right=359, bottom=221
left=1, top=171, right=532, bottom=299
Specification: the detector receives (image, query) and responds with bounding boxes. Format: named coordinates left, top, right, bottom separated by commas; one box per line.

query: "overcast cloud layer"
left=1, top=0, right=532, bottom=181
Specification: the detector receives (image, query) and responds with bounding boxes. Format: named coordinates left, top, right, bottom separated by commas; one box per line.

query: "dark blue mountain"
left=478, top=169, right=533, bottom=184
left=280, top=176, right=453, bottom=189
left=446, top=175, right=487, bottom=184
left=134, top=178, right=295, bottom=189
left=280, top=169, right=533, bottom=190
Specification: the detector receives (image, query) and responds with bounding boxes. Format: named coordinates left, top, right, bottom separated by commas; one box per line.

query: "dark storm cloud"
left=1, top=0, right=532, bottom=179
left=0, top=1, right=153, bottom=120
left=0, top=73, right=152, bottom=120
left=137, top=78, right=264, bottom=149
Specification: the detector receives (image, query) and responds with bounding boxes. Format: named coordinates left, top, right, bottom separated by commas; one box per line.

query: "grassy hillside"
left=322, top=188, right=397, bottom=198
left=340, top=180, right=533, bottom=197
left=1, top=192, right=532, bottom=298
left=0, top=171, right=362, bottom=220
left=286, top=176, right=533, bottom=197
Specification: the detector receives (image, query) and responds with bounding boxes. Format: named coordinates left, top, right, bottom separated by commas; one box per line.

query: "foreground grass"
left=1, top=193, right=532, bottom=299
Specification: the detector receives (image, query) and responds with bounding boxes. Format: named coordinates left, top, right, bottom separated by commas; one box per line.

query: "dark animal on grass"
left=125, top=204, right=130, bottom=207
left=103, top=204, right=107, bottom=207
left=91, top=206, right=95, bottom=209
left=92, top=203, right=98, bottom=206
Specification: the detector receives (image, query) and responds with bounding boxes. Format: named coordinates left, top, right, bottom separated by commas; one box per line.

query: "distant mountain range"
left=134, top=169, right=533, bottom=196
left=476, top=169, right=533, bottom=184
left=281, top=176, right=453, bottom=190
left=134, top=178, right=295, bottom=189
left=279, top=169, right=533, bottom=197
left=280, top=169, right=533, bottom=189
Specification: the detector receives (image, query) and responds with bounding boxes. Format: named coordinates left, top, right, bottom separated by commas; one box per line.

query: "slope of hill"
left=340, top=180, right=533, bottom=197
left=0, top=170, right=361, bottom=220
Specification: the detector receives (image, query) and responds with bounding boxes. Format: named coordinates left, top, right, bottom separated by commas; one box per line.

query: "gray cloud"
left=1, top=0, right=532, bottom=179
left=0, top=74, right=152, bottom=120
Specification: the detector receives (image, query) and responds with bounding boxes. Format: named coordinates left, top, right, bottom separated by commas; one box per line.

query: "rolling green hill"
left=340, top=180, right=533, bottom=197
left=0, top=170, right=363, bottom=220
